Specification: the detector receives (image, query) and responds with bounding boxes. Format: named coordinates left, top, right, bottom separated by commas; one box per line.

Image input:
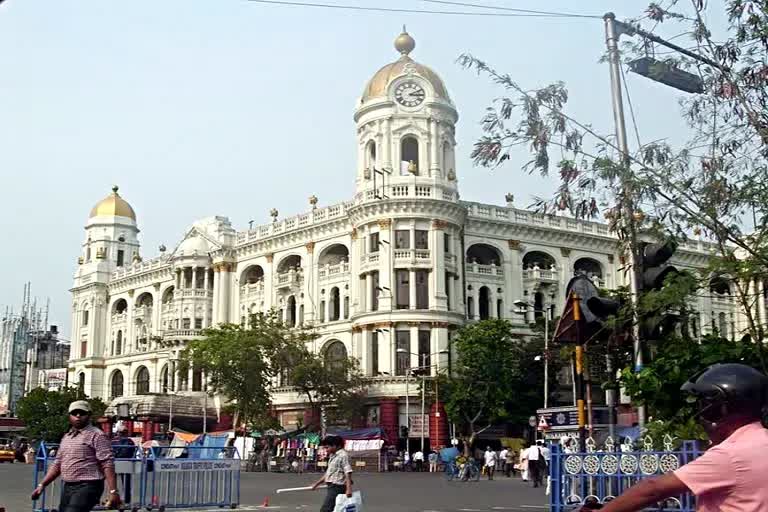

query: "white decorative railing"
left=111, top=313, right=127, bottom=324
left=523, top=268, right=558, bottom=281
left=240, top=281, right=265, bottom=297
left=163, top=329, right=203, bottom=338
left=133, top=306, right=153, bottom=318
left=367, top=253, right=380, bottom=264
left=174, top=289, right=213, bottom=299
left=466, top=263, right=503, bottom=277
left=112, top=255, right=171, bottom=279
left=276, top=270, right=303, bottom=287
left=236, top=201, right=355, bottom=245
left=319, top=262, right=350, bottom=279
left=393, top=249, right=431, bottom=263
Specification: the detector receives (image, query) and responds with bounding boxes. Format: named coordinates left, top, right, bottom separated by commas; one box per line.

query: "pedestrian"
left=111, top=426, right=136, bottom=505
left=525, top=441, right=544, bottom=488
left=428, top=450, right=439, bottom=472
left=412, top=449, right=424, bottom=472
left=484, top=446, right=497, bottom=481
left=520, top=445, right=529, bottom=481
left=310, top=435, right=353, bottom=512
left=499, top=447, right=508, bottom=477
left=403, top=450, right=411, bottom=471
left=505, top=448, right=515, bottom=477
left=31, top=400, right=121, bottom=511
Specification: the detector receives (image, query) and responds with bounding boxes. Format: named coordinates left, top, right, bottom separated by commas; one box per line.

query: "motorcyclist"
left=593, top=363, right=768, bottom=512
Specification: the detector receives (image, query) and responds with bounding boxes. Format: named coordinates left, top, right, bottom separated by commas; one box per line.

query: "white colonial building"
left=67, top=31, right=741, bottom=437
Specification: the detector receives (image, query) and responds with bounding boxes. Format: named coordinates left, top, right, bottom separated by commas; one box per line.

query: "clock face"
left=395, top=81, right=426, bottom=107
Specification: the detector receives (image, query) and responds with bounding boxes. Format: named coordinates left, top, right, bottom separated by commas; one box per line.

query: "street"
left=0, top=463, right=548, bottom=512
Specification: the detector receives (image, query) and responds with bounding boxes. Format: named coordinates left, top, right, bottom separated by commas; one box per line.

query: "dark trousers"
left=529, top=460, right=544, bottom=487
left=59, top=480, right=104, bottom=512
left=320, top=483, right=346, bottom=512
left=120, top=473, right=132, bottom=503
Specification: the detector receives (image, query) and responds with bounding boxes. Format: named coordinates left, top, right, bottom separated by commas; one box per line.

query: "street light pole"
left=420, top=354, right=427, bottom=453
left=603, top=12, right=645, bottom=428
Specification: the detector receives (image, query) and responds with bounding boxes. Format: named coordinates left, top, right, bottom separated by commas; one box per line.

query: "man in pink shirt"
left=592, top=363, right=768, bottom=512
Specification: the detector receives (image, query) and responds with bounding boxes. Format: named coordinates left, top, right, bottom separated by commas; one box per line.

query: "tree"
left=16, top=387, right=107, bottom=443
left=182, top=310, right=367, bottom=433
left=458, top=2, right=768, bottom=375
left=439, top=319, right=552, bottom=453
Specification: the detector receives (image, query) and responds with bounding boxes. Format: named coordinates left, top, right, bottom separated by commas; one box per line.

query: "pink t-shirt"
left=674, top=422, right=768, bottom=512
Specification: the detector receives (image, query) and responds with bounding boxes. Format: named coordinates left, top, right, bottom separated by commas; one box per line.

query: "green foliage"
left=182, top=310, right=366, bottom=432
left=16, top=387, right=107, bottom=443
left=439, top=319, right=556, bottom=448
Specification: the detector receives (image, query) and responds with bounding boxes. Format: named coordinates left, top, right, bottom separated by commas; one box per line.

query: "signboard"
left=408, top=415, right=427, bottom=438
left=39, top=369, right=67, bottom=391
left=155, top=459, right=239, bottom=472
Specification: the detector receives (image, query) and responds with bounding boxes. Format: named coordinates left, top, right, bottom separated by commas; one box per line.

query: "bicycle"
left=445, top=460, right=480, bottom=482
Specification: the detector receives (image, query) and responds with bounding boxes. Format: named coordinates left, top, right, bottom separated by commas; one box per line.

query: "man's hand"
left=106, top=492, right=122, bottom=509
left=30, top=485, right=44, bottom=500
left=346, top=490, right=353, bottom=498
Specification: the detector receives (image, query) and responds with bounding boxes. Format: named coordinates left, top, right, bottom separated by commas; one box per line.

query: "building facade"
left=67, top=31, right=740, bottom=436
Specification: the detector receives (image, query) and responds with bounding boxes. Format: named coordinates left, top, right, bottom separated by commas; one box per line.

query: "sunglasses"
left=70, top=410, right=90, bottom=417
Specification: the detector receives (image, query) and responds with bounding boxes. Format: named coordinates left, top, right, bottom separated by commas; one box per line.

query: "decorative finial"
left=270, top=208, right=279, bottom=222
left=309, top=195, right=318, bottom=209
left=394, top=28, right=415, bottom=56
left=112, top=185, right=119, bottom=194
left=159, top=244, right=166, bottom=253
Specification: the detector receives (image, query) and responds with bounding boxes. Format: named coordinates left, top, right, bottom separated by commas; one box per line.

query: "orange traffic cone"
left=261, top=495, right=270, bottom=507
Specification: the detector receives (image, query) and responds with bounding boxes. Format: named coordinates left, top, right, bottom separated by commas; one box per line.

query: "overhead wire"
left=245, top=0, right=602, bottom=18
left=418, top=0, right=601, bottom=18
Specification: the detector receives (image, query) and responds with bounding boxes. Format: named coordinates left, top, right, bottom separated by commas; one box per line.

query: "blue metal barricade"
left=549, top=435, right=701, bottom=512
left=32, top=442, right=240, bottom=511
left=143, top=446, right=240, bottom=510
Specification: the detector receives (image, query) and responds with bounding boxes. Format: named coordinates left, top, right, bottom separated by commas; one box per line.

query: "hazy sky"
left=0, top=0, right=721, bottom=335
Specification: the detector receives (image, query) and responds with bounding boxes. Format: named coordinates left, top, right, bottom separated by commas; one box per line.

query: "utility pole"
left=604, top=12, right=646, bottom=427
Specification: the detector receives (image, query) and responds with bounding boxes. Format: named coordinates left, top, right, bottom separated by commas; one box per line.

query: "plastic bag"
left=334, top=490, right=363, bottom=512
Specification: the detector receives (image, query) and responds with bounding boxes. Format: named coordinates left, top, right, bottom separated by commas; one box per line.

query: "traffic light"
left=639, top=240, right=680, bottom=341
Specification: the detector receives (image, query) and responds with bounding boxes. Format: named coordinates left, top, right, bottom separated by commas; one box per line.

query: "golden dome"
left=361, top=30, right=451, bottom=103
left=89, top=185, right=136, bottom=220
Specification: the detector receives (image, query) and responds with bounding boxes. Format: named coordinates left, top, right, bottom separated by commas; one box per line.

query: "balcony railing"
left=393, top=249, right=431, bottom=264
left=163, top=329, right=203, bottom=338
left=174, top=289, right=213, bottom=299
left=465, top=263, right=503, bottom=277
left=276, top=270, right=304, bottom=288
left=240, top=281, right=265, bottom=297
left=522, top=267, right=559, bottom=282
left=111, top=312, right=127, bottom=324
left=319, top=262, right=350, bottom=279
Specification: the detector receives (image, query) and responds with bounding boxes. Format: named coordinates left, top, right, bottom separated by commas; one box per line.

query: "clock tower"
left=353, top=29, right=459, bottom=198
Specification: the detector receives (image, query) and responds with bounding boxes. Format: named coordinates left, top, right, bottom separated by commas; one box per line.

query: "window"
left=395, top=230, right=410, bottom=249
left=418, top=330, right=431, bottom=371
left=115, top=330, right=122, bottom=356
left=110, top=371, right=124, bottom=399
left=117, top=249, right=124, bottom=267
left=415, top=230, right=428, bottom=250
left=319, top=301, right=325, bottom=322
left=445, top=272, right=451, bottom=310
left=396, top=270, right=410, bottom=309
left=467, top=297, right=474, bottom=319
left=136, top=366, right=150, bottom=395
left=343, top=296, right=349, bottom=319
left=299, top=304, right=304, bottom=326
left=416, top=270, right=429, bottom=309
left=80, top=340, right=87, bottom=358
left=324, top=341, right=348, bottom=372
left=479, top=287, right=491, bottom=320
left=82, top=310, right=89, bottom=326
left=330, top=288, right=340, bottom=321
left=497, top=299, right=504, bottom=319
left=182, top=318, right=191, bottom=329
left=194, top=318, right=203, bottom=329
left=691, top=315, right=700, bottom=339
left=287, top=296, right=297, bottom=327
left=86, top=247, right=91, bottom=261
left=400, top=137, right=419, bottom=175
left=395, top=331, right=410, bottom=376
left=160, top=365, right=169, bottom=393
left=371, top=271, right=380, bottom=311
left=366, top=140, right=377, bottom=169
left=370, top=232, right=380, bottom=253
left=444, top=233, right=450, bottom=253
left=371, top=331, right=379, bottom=376
left=192, top=368, right=203, bottom=392
left=718, top=312, right=728, bottom=338
left=78, top=372, right=85, bottom=394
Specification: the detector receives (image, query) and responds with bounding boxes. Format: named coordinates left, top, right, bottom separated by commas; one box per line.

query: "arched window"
left=479, top=286, right=491, bottom=320
left=319, top=244, right=350, bottom=266
left=110, top=371, right=124, bottom=399
left=136, top=293, right=154, bottom=308
left=466, top=244, right=502, bottom=266
left=574, top=258, right=603, bottom=284
left=319, top=301, right=326, bottom=323
left=343, top=296, right=349, bottom=319
left=710, top=276, right=730, bottom=295
left=534, top=292, right=545, bottom=320
left=135, top=366, right=150, bottom=395
left=324, top=341, right=348, bottom=372
left=400, top=137, right=419, bottom=175
left=112, top=298, right=128, bottom=315
left=160, top=365, right=169, bottom=393
left=442, top=141, right=452, bottom=173
left=287, top=296, right=297, bottom=327
left=330, top=288, right=340, bottom=321
left=78, top=372, right=85, bottom=394
left=242, top=265, right=265, bottom=284
left=366, top=140, right=377, bottom=170
left=277, top=255, right=302, bottom=274
left=523, top=251, right=556, bottom=270
left=115, top=330, right=122, bottom=356
left=162, top=286, right=175, bottom=303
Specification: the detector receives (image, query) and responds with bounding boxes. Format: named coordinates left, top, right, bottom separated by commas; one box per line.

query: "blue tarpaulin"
left=439, top=446, right=459, bottom=463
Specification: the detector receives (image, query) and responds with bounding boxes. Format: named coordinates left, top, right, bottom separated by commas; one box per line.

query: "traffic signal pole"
left=604, top=12, right=646, bottom=428
left=572, top=294, right=587, bottom=450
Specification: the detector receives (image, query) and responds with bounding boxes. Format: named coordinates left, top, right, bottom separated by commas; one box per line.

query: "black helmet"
left=681, top=363, right=768, bottom=424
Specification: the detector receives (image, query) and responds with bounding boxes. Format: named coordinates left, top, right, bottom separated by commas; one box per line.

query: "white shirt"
left=499, top=449, right=508, bottom=461
left=412, top=451, right=424, bottom=462
left=540, top=446, right=551, bottom=462
left=484, top=450, right=497, bottom=467
left=525, top=446, right=542, bottom=461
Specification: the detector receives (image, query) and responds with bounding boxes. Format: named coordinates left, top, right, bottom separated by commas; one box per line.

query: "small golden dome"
left=361, top=29, right=450, bottom=104
left=89, top=185, right=136, bottom=220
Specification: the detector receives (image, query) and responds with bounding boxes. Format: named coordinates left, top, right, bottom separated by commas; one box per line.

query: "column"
left=349, top=230, right=360, bottom=316
left=378, top=220, right=393, bottom=310
left=305, top=242, right=315, bottom=322
left=203, top=269, right=211, bottom=327
left=431, top=220, right=447, bottom=311
left=220, top=263, right=232, bottom=323
left=192, top=267, right=198, bottom=290
left=409, top=323, right=419, bottom=370
left=265, top=254, right=275, bottom=317
left=211, top=265, right=220, bottom=325
left=490, top=289, right=497, bottom=318
left=454, top=235, right=464, bottom=315
left=430, top=118, right=440, bottom=177
left=176, top=269, right=181, bottom=289
left=358, top=328, right=369, bottom=375
left=383, top=118, right=392, bottom=171
left=409, top=270, right=417, bottom=310
left=378, top=325, right=392, bottom=375
left=505, top=241, right=520, bottom=323
left=758, top=280, right=767, bottom=329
